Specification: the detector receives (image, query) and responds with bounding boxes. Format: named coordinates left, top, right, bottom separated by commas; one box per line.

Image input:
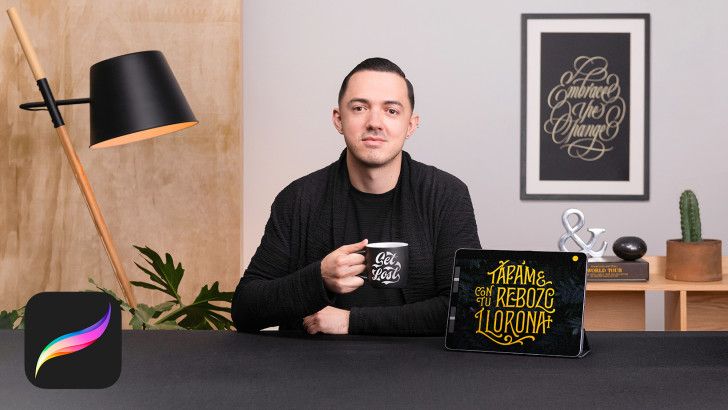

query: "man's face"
left=333, top=70, right=419, bottom=168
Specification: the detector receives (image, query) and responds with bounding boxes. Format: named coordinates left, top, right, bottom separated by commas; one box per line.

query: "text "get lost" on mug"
left=361, top=242, right=408, bottom=289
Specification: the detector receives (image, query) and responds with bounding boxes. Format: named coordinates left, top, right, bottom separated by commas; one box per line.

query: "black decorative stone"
left=613, top=236, right=647, bottom=261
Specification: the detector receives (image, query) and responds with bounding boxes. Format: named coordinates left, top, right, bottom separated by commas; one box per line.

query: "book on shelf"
left=587, top=256, right=649, bottom=282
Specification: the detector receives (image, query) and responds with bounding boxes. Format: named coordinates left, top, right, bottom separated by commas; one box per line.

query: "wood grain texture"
left=589, top=256, right=728, bottom=330
left=664, top=291, right=684, bottom=331
left=0, top=0, right=241, bottom=326
left=686, top=292, right=728, bottom=331
left=584, top=291, right=645, bottom=331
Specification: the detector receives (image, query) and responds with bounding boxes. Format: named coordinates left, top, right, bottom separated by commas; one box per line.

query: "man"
left=232, top=58, right=480, bottom=335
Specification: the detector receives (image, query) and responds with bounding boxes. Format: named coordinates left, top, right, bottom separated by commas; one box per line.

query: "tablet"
left=446, top=249, right=590, bottom=358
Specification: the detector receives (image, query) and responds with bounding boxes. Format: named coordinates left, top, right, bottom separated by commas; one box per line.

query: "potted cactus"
left=665, top=190, right=723, bottom=281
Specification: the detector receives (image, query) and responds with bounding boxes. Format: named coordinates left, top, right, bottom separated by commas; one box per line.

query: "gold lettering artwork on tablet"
left=543, top=56, right=626, bottom=162
left=474, top=260, right=555, bottom=346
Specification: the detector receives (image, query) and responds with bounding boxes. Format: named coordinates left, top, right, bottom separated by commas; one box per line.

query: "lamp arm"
left=7, top=7, right=138, bottom=309
left=20, top=98, right=90, bottom=111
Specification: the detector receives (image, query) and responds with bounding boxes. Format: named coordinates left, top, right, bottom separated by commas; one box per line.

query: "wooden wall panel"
left=0, top=0, right=241, bottom=323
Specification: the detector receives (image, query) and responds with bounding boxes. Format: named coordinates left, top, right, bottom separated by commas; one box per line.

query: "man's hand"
left=303, top=306, right=350, bottom=334
left=321, top=239, right=367, bottom=294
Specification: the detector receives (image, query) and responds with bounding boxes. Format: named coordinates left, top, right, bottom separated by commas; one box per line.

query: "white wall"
left=243, top=0, right=728, bottom=330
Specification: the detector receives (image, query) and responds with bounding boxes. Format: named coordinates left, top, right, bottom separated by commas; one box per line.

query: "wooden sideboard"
left=585, top=256, right=728, bottom=331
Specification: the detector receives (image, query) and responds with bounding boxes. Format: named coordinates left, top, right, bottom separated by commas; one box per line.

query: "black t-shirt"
left=334, top=184, right=406, bottom=309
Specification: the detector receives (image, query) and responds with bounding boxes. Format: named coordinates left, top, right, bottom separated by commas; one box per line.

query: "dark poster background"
left=539, top=33, right=631, bottom=181
left=447, top=250, right=586, bottom=356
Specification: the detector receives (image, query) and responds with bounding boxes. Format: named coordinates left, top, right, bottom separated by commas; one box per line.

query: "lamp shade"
left=89, top=50, right=197, bottom=148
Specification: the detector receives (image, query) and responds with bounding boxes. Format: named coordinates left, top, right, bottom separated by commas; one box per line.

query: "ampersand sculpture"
left=558, top=208, right=607, bottom=258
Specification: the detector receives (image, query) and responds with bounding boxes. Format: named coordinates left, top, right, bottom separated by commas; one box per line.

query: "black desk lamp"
left=8, top=8, right=198, bottom=307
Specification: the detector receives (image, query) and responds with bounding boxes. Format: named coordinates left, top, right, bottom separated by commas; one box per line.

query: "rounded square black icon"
left=25, top=292, right=121, bottom=388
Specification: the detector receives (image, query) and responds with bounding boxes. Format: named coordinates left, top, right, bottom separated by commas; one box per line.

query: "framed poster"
left=521, top=14, right=650, bottom=200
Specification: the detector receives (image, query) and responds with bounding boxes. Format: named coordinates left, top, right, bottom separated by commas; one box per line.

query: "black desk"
left=1, top=330, right=727, bottom=408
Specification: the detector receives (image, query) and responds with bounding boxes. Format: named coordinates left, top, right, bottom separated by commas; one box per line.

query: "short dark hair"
left=338, top=57, right=415, bottom=110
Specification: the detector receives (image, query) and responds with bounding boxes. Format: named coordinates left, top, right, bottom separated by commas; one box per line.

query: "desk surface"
left=1, top=330, right=727, bottom=408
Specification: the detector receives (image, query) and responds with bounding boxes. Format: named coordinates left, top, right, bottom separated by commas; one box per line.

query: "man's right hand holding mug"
left=320, top=239, right=368, bottom=294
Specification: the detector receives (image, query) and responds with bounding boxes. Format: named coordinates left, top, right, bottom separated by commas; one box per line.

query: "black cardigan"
left=232, top=150, right=481, bottom=335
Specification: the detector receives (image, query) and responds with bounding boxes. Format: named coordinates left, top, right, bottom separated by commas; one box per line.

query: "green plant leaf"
left=134, top=304, right=156, bottom=322
left=133, top=246, right=184, bottom=302
left=130, top=280, right=168, bottom=294
left=119, top=246, right=237, bottom=331
left=129, top=314, right=146, bottom=330
left=178, top=312, right=214, bottom=330
left=88, top=277, right=132, bottom=313
left=192, top=282, right=234, bottom=304
left=0, top=306, right=25, bottom=330
left=127, top=301, right=180, bottom=329
left=0, top=310, right=19, bottom=329
left=202, top=310, right=234, bottom=330
left=15, top=307, right=25, bottom=329
left=156, top=282, right=235, bottom=330
left=150, top=301, right=177, bottom=318
left=133, top=263, right=170, bottom=293
left=128, top=303, right=161, bottom=330
left=147, top=321, right=185, bottom=330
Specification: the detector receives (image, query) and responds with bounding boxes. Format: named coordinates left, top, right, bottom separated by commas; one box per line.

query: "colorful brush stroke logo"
left=34, top=303, right=111, bottom=378
left=25, top=292, right=121, bottom=388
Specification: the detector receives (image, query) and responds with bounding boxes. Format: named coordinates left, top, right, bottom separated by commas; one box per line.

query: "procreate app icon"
left=25, top=292, right=121, bottom=388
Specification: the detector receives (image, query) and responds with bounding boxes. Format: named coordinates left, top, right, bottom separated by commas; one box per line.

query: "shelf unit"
left=585, top=255, right=728, bottom=331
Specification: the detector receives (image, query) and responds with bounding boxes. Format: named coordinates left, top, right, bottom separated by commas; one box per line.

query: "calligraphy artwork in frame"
left=520, top=14, right=650, bottom=200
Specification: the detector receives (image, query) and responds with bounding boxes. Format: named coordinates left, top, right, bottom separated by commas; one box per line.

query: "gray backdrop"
left=243, top=0, right=728, bottom=330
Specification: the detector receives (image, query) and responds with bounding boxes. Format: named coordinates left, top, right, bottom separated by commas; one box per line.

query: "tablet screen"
left=446, top=249, right=587, bottom=357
